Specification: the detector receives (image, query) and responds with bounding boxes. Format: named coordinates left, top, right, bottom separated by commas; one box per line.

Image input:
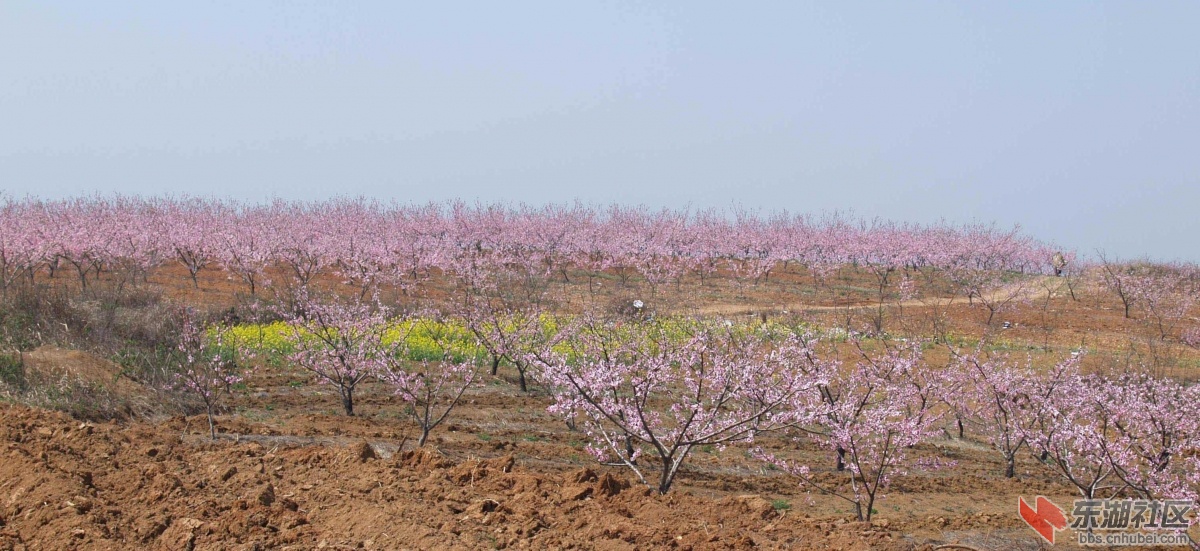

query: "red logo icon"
left=1019, top=496, right=1067, bottom=544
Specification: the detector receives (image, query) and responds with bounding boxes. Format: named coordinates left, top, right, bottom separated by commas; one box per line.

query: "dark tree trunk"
left=206, top=402, right=217, bottom=440
left=657, top=455, right=675, bottom=494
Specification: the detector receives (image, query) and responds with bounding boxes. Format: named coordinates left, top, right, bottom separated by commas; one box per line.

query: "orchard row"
left=0, top=196, right=1060, bottom=295
left=176, top=294, right=1199, bottom=522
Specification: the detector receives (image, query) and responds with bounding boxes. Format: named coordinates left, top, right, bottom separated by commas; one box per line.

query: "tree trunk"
left=206, top=403, right=217, bottom=440
left=341, top=389, right=355, bottom=416
left=657, top=456, right=676, bottom=494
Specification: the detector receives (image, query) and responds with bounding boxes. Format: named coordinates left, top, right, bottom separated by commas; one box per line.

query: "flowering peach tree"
left=760, top=340, right=947, bottom=521
left=172, top=309, right=249, bottom=439
left=535, top=322, right=827, bottom=494
left=282, top=290, right=390, bottom=416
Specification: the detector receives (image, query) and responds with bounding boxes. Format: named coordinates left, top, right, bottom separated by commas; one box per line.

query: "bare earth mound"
left=0, top=403, right=937, bottom=551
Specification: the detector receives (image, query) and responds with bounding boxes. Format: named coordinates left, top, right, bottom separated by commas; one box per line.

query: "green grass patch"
left=0, top=353, right=26, bottom=389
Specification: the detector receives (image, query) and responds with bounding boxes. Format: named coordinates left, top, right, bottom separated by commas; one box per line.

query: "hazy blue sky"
left=2, top=2, right=1197, bottom=260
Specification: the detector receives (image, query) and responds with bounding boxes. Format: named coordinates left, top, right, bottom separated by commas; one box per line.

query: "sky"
left=1, top=1, right=1197, bottom=261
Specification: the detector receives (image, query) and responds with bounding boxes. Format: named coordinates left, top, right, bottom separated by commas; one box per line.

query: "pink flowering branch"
left=171, top=308, right=250, bottom=439
left=1094, top=374, right=1200, bottom=503
left=1019, top=355, right=1123, bottom=500
left=282, top=289, right=390, bottom=416
left=1183, top=327, right=1200, bottom=349
left=946, top=349, right=1059, bottom=478
left=377, top=316, right=480, bottom=447
left=778, top=340, right=945, bottom=521
left=534, top=322, right=828, bottom=494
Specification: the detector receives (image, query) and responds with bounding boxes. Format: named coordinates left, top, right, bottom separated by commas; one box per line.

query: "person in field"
left=1052, top=252, right=1067, bottom=277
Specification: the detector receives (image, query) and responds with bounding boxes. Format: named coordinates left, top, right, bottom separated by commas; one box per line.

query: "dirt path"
left=690, top=276, right=1061, bottom=317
